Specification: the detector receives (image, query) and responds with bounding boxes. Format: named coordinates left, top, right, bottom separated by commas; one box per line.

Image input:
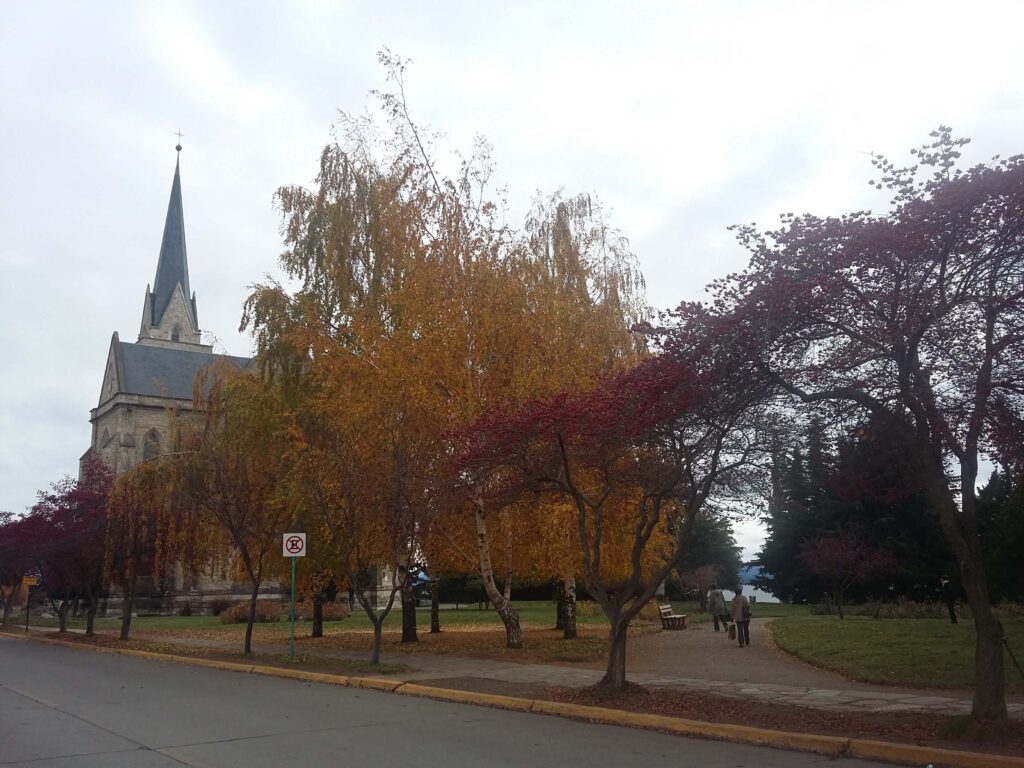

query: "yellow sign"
left=22, top=576, right=38, bottom=586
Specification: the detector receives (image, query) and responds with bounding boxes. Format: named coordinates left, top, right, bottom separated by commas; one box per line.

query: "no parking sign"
left=283, top=533, right=307, bottom=557
left=283, top=532, right=307, bottom=661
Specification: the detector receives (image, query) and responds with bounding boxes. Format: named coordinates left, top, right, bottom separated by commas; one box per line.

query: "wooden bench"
left=658, top=604, right=687, bottom=630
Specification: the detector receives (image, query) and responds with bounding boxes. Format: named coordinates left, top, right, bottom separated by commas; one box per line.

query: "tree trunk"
left=971, top=601, right=1007, bottom=721
left=474, top=503, right=522, bottom=648
left=57, top=600, right=69, bottom=633
left=1, top=590, right=13, bottom=628
left=562, top=575, right=577, bottom=640
left=85, top=591, right=98, bottom=637
left=119, top=582, right=135, bottom=640
left=371, top=619, right=383, bottom=665
left=503, top=513, right=513, bottom=604
left=244, top=580, right=259, bottom=655
left=600, top=619, right=629, bottom=690
left=955, top=520, right=1006, bottom=721
left=401, top=573, right=418, bottom=643
left=429, top=577, right=440, bottom=633
left=312, top=592, right=324, bottom=638
left=920, top=457, right=1007, bottom=722
left=554, top=582, right=565, bottom=631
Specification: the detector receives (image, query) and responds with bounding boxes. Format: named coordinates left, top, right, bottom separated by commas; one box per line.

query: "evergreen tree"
left=756, top=442, right=829, bottom=602
left=677, top=512, right=743, bottom=593
left=978, top=470, right=1024, bottom=602
left=757, top=416, right=957, bottom=603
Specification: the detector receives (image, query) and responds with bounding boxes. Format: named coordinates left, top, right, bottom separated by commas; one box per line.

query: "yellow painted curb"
left=848, top=738, right=1024, bottom=768
left=92, top=645, right=257, bottom=675
left=529, top=699, right=849, bottom=756
left=250, top=665, right=349, bottom=686
left=348, top=676, right=403, bottom=692
left=397, top=683, right=534, bottom=712
left=165, top=655, right=256, bottom=674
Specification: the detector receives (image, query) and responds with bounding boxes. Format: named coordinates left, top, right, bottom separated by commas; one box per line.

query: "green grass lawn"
left=671, top=600, right=811, bottom=622
left=16, top=613, right=223, bottom=632
left=12, top=600, right=613, bottom=634
left=13, top=599, right=809, bottom=634
left=772, top=615, right=1024, bottom=694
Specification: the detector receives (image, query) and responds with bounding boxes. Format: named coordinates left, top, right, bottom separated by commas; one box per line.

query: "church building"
left=83, top=146, right=252, bottom=475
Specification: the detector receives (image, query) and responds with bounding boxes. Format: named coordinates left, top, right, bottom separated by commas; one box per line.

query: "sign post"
left=22, top=576, right=37, bottom=633
left=282, top=533, right=307, bottom=661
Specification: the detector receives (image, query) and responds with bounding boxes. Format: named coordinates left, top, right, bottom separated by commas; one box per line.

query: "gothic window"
left=171, top=325, right=182, bottom=342
left=143, top=429, right=161, bottom=461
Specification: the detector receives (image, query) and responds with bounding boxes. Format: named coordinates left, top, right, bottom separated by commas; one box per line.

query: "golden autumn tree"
left=177, top=365, right=295, bottom=654
left=286, top=348, right=443, bottom=664
left=105, top=456, right=204, bottom=640
left=458, top=316, right=775, bottom=688
left=243, top=54, right=647, bottom=651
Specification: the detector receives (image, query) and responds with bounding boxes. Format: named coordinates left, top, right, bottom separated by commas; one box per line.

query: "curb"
left=4, top=631, right=1022, bottom=768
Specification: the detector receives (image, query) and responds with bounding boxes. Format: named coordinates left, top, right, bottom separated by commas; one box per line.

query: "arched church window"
left=143, top=429, right=161, bottom=461
left=171, top=325, right=182, bottom=342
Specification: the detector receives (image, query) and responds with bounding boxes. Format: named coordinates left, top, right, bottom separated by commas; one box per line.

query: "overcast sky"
left=2, top=1, right=1023, bottom=558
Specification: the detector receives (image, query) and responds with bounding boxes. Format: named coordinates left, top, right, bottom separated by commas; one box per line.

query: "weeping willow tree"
left=105, top=456, right=204, bottom=640
left=241, top=53, right=649, bottom=651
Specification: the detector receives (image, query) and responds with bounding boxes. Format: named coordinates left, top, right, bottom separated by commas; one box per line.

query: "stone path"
left=97, top=619, right=1024, bottom=720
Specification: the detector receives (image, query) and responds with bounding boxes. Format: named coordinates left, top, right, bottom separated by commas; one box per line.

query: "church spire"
left=150, top=145, right=196, bottom=330
left=138, top=143, right=205, bottom=348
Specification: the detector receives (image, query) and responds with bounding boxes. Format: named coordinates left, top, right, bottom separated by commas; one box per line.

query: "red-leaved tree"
left=0, top=513, right=35, bottom=627
left=459, top=320, right=772, bottom=689
left=692, top=127, right=1024, bottom=722
left=29, top=458, right=113, bottom=635
left=799, top=530, right=896, bottom=619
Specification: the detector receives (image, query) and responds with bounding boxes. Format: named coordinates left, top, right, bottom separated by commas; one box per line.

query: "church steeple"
left=152, top=146, right=196, bottom=329
left=138, top=144, right=207, bottom=349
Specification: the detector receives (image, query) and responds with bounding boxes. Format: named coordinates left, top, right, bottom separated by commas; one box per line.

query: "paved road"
left=0, top=637, right=897, bottom=768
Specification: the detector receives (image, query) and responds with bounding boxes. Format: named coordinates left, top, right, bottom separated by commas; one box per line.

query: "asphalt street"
left=0, top=636, right=898, bottom=768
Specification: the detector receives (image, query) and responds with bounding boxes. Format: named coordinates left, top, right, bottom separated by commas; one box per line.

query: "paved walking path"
left=81, top=617, right=1024, bottom=720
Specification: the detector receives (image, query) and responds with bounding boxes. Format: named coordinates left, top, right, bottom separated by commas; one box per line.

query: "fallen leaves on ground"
left=548, top=684, right=1024, bottom=755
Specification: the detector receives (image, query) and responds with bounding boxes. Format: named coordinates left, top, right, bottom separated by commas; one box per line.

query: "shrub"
left=995, top=602, right=1024, bottom=619
left=574, top=599, right=663, bottom=622
left=809, top=599, right=975, bottom=620
left=809, top=601, right=836, bottom=616
left=294, top=601, right=351, bottom=622
left=219, top=600, right=283, bottom=624
left=206, top=598, right=233, bottom=617
left=637, top=601, right=664, bottom=622
left=178, top=602, right=193, bottom=617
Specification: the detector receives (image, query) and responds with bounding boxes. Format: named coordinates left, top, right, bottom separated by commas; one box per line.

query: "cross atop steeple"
left=174, top=130, right=184, bottom=152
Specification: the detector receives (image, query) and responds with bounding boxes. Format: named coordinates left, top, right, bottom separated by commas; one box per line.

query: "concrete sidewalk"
left=109, top=625, right=1024, bottom=720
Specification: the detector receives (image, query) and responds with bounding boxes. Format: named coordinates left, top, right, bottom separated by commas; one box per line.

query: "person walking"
left=731, top=585, right=751, bottom=647
left=941, top=576, right=958, bottom=624
left=708, top=584, right=728, bottom=633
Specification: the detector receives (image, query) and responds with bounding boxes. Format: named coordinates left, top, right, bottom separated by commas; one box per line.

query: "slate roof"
left=150, top=154, right=197, bottom=329
left=117, top=341, right=251, bottom=400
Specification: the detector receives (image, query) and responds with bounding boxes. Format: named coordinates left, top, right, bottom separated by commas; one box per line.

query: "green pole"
left=290, top=556, right=296, bottom=661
